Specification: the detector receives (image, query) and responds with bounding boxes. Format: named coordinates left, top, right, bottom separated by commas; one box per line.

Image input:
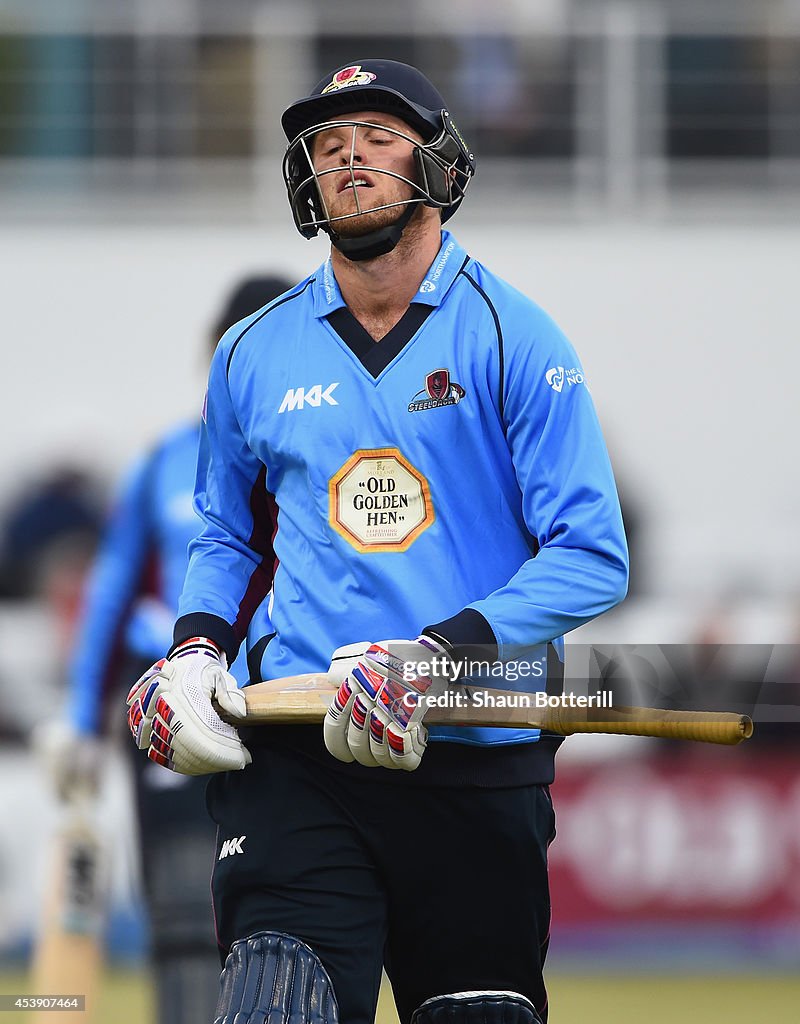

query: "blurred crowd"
left=2, top=2, right=798, bottom=189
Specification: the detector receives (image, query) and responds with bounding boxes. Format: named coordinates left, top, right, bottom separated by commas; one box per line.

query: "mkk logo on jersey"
left=218, top=836, right=246, bottom=860
left=278, top=383, right=339, bottom=413
left=545, top=366, right=585, bottom=392
left=408, top=368, right=465, bottom=412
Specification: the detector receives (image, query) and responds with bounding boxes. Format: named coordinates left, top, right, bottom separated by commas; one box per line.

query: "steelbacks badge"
left=321, top=66, right=378, bottom=94
left=408, top=368, right=466, bottom=412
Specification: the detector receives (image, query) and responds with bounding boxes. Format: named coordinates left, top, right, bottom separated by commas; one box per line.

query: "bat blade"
left=236, top=674, right=753, bottom=745
left=31, top=801, right=107, bottom=1023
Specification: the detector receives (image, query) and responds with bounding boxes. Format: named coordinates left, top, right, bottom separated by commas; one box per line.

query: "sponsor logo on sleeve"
left=545, top=365, right=585, bottom=392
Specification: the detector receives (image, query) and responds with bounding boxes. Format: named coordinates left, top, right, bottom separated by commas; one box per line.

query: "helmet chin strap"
left=328, top=202, right=418, bottom=262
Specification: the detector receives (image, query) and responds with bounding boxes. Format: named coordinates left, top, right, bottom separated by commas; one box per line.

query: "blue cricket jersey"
left=69, top=422, right=260, bottom=734
left=176, top=232, right=628, bottom=750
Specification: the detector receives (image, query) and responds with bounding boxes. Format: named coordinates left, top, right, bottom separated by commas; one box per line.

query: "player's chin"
left=333, top=203, right=414, bottom=238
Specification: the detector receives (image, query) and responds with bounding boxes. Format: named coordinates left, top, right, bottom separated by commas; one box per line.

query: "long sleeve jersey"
left=68, top=422, right=258, bottom=734
left=175, top=232, right=628, bottom=751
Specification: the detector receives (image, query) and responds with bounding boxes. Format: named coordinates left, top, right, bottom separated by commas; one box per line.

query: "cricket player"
left=52, top=276, right=293, bottom=1024
left=127, top=60, right=628, bottom=1024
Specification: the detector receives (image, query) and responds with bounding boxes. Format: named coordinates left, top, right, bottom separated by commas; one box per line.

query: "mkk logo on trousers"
left=218, top=836, right=246, bottom=860
left=278, top=383, right=339, bottom=413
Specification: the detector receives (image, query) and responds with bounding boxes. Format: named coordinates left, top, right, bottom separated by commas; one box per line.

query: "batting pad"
left=214, top=930, right=339, bottom=1024
left=412, top=990, right=543, bottom=1024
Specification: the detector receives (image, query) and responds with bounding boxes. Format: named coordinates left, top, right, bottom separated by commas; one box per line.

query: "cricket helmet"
left=281, top=59, right=475, bottom=260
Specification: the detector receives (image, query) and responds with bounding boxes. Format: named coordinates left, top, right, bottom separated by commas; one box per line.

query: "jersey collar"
left=412, top=231, right=466, bottom=306
left=312, top=256, right=346, bottom=318
left=311, top=230, right=467, bottom=318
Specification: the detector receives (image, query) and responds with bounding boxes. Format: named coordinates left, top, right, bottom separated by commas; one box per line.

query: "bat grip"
left=546, top=705, right=753, bottom=745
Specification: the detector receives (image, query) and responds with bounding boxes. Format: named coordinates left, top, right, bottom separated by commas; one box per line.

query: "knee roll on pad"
left=214, top=931, right=339, bottom=1024
left=411, top=991, right=543, bottom=1024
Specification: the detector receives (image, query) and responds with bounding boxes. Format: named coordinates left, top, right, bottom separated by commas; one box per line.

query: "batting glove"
left=126, top=637, right=250, bottom=776
left=33, top=719, right=102, bottom=803
left=324, top=636, right=449, bottom=771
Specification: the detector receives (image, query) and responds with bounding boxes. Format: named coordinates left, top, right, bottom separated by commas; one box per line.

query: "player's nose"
left=342, top=127, right=366, bottom=163
left=341, top=147, right=364, bottom=165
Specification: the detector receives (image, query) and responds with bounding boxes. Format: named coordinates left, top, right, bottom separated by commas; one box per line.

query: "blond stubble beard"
left=334, top=205, right=411, bottom=237
left=322, top=177, right=418, bottom=237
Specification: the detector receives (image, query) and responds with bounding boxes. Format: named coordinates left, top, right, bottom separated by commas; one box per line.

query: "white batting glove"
left=126, top=637, right=250, bottom=776
left=323, top=636, right=449, bottom=771
left=33, top=719, right=101, bottom=803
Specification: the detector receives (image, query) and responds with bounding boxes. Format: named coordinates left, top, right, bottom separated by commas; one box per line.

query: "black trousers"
left=208, top=735, right=555, bottom=1024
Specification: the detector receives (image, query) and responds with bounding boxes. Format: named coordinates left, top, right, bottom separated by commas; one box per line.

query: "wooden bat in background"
left=235, top=674, right=753, bottom=745
left=31, top=792, right=106, bottom=1023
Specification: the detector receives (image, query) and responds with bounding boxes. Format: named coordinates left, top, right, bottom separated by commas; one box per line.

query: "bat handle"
left=546, top=706, right=754, bottom=745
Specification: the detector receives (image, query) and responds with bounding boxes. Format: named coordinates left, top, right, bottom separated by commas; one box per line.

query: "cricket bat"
left=235, top=675, right=753, bottom=745
left=31, top=792, right=107, bottom=1023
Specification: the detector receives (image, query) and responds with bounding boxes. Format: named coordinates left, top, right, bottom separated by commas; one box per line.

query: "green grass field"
left=1, top=970, right=797, bottom=1023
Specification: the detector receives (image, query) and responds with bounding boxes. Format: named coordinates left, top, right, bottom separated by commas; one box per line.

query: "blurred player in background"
left=126, top=60, right=628, bottom=1024
left=46, top=274, right=293, bottom=1024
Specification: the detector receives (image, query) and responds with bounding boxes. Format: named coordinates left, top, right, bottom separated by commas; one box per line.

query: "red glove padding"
left=126, top=638, right=250, bottom=776
left=323, top=636, right=448, bottom=771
